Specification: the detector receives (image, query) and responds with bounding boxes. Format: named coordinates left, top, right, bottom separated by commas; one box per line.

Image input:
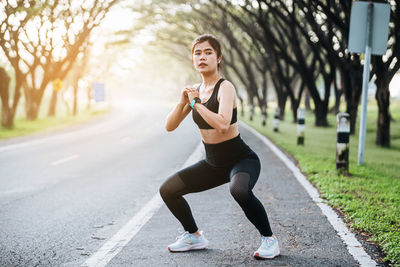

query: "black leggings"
left=159, top=134, right=273, bottom=237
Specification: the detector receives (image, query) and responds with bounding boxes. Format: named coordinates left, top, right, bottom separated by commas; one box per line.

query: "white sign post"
left=348, top=1, right=390, bottom=165
left=93, top=83, right=105, bottom=102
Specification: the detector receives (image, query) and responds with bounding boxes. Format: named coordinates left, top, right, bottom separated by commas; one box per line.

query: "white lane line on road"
left=81, top=141, right=204, bottom=267
left=240, top=122, right=377, bottom=267
left=51, top=154, right=79, bottom=166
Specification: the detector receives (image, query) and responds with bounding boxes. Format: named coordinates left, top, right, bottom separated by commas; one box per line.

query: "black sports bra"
left=192, top=78, right=237, bottom=129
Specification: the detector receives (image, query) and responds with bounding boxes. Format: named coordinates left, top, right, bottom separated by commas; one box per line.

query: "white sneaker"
left=168, top=230, right=209, bottom=252
left=253, top=235, right=280, bottom=259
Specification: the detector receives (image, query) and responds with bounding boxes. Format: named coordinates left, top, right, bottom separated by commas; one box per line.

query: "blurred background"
left=1, top=0, right=399, bottom=146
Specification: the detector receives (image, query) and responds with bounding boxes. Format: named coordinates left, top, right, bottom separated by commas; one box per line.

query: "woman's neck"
left=200, top=72, right=222, bottom=88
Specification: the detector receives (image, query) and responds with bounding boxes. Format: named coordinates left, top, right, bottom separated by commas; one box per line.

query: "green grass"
left=239, top=100, right=400, bottom=265
left=0, top=104, right=112, bottom=140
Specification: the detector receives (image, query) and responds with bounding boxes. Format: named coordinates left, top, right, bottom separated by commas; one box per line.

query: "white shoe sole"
left=168, top=240, right=209, bottom=252
left=253, top=247, right=280, bottom=259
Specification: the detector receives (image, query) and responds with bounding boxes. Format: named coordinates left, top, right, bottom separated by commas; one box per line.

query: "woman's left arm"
left=188, top=81, right=235, bottom=134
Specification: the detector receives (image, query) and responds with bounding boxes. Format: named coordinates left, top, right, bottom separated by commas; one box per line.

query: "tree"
left=309, top=0, right=400, bottom=145
left=125, top=0, right=269, bottom=124
left=0, top=67, right=12, bottom=127
left=210, top=0, right=332, bottom=125
left=0, top=0, right=119, bottom=125
left=371, top=0, right=400, bottom=147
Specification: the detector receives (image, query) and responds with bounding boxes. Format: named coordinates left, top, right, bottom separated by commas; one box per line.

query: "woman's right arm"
left=165, top=86, right=195, bottom=132
left=165, top=102, right=192, bottom=132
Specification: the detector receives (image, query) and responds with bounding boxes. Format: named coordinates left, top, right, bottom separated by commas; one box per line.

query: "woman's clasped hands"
left=179, top=87, right=199, bottom=105
left=187, top=87, right=199, bottom=103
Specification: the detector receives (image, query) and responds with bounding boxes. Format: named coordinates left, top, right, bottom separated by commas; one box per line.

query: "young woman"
left=159, top=34, right=280, bottom=260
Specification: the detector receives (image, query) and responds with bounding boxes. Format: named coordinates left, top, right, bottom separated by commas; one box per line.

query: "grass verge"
left=239, top=100, right=400, bottom=265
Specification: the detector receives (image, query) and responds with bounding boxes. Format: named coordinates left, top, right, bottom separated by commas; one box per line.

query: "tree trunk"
left=347, top=101, right=358, bottom=135
left=87, top=85, right=92, bottom=110
left=238, top=96, right=245, bottom=116
left=298, top=67, right=328, bottom=127
left=1, top=108, right=14, bottom=128
left=290, top=97, right=299, bottom=123
left=304, top=88, right=311, bottom=111
left=0, top=68, right=14, bottom=128
left=315, top=103, right=328, bottom=126
left=331, top=73, right=342, bottom=114
left=249, top=93, right=255, bottom=121
left=277, top=91, right=287, bottom=120
left=73, top=83, right=78, bottom=116
left=375, top=76, right=391, bottom=147
left=48, top=90, right=58, bottom=117
left=319, top=77, right=332, bottom=126
left=290, top=81, right=305, bottom=123
left=342, top=66, right=363, bottom=134
left=373, top=56, right=392, bottom=147
left=261, top=73, right=268, bottom=126
left=26, top=102, right=40, bottom=120
left=25, top=91, right=41, bottom=120
left=261, top=104, right=267, bottom=126
left=376, top=101, right=390, bottom=147
left=331, top=87, right=342, bottom=114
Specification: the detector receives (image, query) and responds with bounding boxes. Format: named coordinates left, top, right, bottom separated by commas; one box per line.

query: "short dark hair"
left=191, top=34, right=222, bottom=70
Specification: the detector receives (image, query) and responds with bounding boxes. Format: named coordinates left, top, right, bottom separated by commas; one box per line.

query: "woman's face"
left=192, top=41, right=221, bottom=74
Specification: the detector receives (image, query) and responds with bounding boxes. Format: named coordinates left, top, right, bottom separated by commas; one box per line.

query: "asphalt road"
left=0, top=99, right=375, bottom=266
left=0, top=99, right=200, bottom=266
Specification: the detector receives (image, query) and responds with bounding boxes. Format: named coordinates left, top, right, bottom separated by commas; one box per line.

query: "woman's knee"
left=229, top=172, right=251, bottom=204
left=229, top=185, right=248, bottom=204
left=159, top=180, right=170, bottom=200
left=159, top=172, right=184, bottom=200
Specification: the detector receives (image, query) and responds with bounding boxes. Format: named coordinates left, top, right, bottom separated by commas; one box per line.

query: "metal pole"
left=358, top=2, right=374, bottom=165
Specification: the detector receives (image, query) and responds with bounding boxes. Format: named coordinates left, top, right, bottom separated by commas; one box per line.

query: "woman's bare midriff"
left=199, top=122, right=240, bottom=144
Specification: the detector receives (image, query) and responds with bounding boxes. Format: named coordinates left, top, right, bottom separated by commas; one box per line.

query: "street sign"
left=348, top=1, right=391, bottom=165
left=52, top=78, right=63, bottom=92
left=348, top=1, right=390, bottom=55
left=93, top=83, right=105, bottom=102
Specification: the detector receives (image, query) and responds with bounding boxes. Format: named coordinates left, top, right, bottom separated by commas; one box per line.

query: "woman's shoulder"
left=220, top=79, right=236, bottom=91
left=217, top=79, right=237, bottom=102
